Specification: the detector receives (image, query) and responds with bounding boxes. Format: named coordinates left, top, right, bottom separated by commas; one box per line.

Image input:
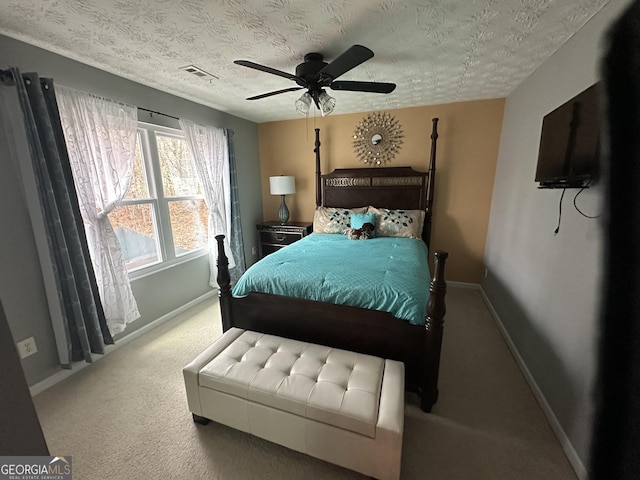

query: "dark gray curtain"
left=2, top=68, right=112, bottom=366
left=226, top=129, right=246, bottom=283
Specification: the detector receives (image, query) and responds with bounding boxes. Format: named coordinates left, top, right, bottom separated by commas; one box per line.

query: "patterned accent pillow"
left=313, top=206, right=368, bottom=234
left=368, top=207, right=425, bottom=239
left=350, top=212, right=377, bottom=237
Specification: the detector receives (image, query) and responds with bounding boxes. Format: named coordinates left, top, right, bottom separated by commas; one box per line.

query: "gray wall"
left=0, top=34, right=264, bottom=386
left=0, top=298, right=48, bottom=455
left=482, top=0, right=632, bottom=475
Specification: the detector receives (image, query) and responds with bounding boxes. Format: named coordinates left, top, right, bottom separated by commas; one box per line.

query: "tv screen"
left=535, top=83, right=602, bottom=188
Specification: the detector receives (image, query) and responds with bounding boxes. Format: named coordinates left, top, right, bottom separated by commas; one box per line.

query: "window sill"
left=128, top=249, right=209, bottom=282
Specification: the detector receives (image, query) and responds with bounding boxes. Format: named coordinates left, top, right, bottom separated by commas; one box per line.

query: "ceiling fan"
left=234, top=45, right=396, bottom=116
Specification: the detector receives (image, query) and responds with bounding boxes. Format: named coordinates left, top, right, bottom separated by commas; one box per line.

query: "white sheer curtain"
left=179, top=119, right=234, bottom=287
left=55, top=85, right=140, bottom=335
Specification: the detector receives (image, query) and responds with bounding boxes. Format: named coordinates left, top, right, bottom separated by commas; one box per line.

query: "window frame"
left=117, top=121, right=208, bottom=279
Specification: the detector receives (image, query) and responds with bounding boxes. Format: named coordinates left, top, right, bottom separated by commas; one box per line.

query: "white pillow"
left=313, top=206, right=368, bottom=234
left=367, top=207, right=425, bottom=239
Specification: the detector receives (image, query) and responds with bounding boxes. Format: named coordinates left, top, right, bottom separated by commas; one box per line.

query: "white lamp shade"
left=295, top=92, right=311, bottom=115
left=318, top=90, right=335, bottom=116
left=269, top=176, right=296, bottom=195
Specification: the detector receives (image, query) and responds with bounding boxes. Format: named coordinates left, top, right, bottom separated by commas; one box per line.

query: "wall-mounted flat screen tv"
left=535, top=83, right=602, bottom=188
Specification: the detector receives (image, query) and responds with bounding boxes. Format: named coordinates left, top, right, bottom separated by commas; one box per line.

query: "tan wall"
left=257, top=99, right=505, bottom=283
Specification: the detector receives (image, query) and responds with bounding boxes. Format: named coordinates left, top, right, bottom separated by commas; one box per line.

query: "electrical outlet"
left=251, top=246, right=257, bottom=256
left=17, top=336, right=38, bottom=359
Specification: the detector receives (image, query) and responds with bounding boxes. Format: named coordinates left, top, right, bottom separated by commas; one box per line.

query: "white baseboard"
left=29, top=290, right=217, bottom=397
left=476, top=285, right=587, bottom=480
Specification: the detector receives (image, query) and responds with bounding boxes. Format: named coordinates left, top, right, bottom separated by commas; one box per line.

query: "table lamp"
left=269, top=176, right=296, bottom=224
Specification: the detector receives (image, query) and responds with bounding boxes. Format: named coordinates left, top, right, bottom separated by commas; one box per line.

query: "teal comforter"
left=232, top=233, right=431, bottom=326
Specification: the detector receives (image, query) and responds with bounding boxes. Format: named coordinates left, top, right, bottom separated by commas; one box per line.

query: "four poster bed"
left=215, top=118, right=448, bottom=412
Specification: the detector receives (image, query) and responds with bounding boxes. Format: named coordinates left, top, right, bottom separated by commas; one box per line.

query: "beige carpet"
left=33, top=286, right=578, bottom=480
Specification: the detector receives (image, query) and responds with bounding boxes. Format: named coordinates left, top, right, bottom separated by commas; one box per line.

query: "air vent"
left=179, top=65, right=218, bottom=80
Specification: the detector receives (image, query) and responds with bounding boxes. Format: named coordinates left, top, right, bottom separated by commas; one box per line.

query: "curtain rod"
left=138, top=106, right=179, bottom=120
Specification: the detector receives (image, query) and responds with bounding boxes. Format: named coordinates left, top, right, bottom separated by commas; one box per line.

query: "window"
left=108, top=123, right=208, bottom=272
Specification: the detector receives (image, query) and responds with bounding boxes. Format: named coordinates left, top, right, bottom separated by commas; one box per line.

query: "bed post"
left=314, top=127, right=322, bottom=207
left=215, top=235, right=233, bottom=332
left=421, top=249, right=448, bottom=412
left=424, top=118, right=439, bottom=248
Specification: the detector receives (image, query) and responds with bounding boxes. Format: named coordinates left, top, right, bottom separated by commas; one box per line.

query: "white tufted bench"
left=183, top=327, right=405, bottom=480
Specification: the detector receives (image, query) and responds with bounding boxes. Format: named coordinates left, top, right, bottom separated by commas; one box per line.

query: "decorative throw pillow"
left=350, top=212, right=377, bottom=238
left=368, top=207, right=425, bottom=239
left=346, top=222, right=375, bottom=240
left=313, top=206, right=367, bottom=234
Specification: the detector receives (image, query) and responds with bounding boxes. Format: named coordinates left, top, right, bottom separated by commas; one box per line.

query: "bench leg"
left=192, top=413, right=211, bottom=425
left=419, top=389, right=437, bottom=413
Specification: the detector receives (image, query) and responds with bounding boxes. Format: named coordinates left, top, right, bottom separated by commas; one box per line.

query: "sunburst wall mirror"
left=352, top=112, right=403, bottom=165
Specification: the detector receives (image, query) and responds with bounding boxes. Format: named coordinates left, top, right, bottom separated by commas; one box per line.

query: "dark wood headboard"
left=314, top=118, right=439, bottom=248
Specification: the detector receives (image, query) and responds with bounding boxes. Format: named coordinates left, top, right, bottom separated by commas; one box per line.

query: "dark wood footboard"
left=215, top=235, right=448, bottom=412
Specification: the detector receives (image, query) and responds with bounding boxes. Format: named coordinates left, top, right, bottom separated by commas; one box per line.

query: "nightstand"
left=256, top=221, right=313, bottom=258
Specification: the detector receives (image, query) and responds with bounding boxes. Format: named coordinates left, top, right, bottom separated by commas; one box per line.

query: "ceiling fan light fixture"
left=318, top=90, right=335, bottom=116
left=235, top=45, right=390, bottom=116
left=295, top=92, right=311, bottom=115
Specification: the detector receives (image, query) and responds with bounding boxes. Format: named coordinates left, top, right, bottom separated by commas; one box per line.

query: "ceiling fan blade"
left=234, top=60, right=299, bottom=81
left=318, top=45, right=374, bottom=81
left=330, top=81, right=396, bottom=94
left=246, top=87, right=303, bottom=100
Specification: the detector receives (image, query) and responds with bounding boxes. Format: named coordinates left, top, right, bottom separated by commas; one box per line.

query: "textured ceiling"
left=0, top=0, right=608, bottom=123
